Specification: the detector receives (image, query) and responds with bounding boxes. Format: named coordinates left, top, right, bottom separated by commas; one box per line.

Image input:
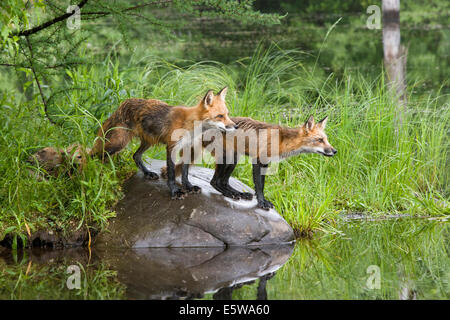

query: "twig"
left=25, top=36, right=56, bottom=124
left=0, top=63, right=23, bottom=67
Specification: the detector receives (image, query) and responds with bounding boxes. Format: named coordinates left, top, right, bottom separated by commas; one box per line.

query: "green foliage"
left=0, top=0, right=45, bottom=47
left=173, top=0, right=281, bottom=25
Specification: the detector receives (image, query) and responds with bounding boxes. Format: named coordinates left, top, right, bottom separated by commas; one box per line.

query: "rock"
left=95, top=159, right=294, bottom=248
left=96, top=245, right=294, bottom=299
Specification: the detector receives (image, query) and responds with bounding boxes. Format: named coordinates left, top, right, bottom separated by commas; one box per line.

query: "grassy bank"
left=0, top=48, right=448, bottom=243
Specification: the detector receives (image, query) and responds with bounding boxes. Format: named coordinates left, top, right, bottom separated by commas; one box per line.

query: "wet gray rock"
left=95, top=159, right=294, bottom=248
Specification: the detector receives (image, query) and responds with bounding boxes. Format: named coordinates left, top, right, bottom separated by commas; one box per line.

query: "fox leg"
left=167, top=146, right=187, bottom=200
left=211, top=163, right=240, bottom=199
left=211, top=163, right=253, bottom=200
left=210, top=152, right=253, bottom=200
left=210, top=151, right=239, bottom=199
left=260, top=163, right=273, bottom=206
left=222, top=163, right=253, bottom=200
left=133, top=142, right=159, bottom=180
left=252, top=161, right=274, bottom=210
left=177, top=146, right=201, bottom=193
left=181, top=163, right=201, bottom=194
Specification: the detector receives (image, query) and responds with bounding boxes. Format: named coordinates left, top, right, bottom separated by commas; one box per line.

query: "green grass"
left=0, top=47, right=448, bottom=243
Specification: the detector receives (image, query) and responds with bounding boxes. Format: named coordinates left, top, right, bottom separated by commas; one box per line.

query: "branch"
left=25, top=36, right=56, bottom=124
left=0, top=63, right=26, bottom=68
left=10, top=0, right=174, bottom=37
left=11, top=0, right=89, bottom=37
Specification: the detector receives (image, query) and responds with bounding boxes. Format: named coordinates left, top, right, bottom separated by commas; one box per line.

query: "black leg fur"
left=166, top=146, right=187, bottom=199
left=181, top=163, right=201, bottom=193
left=211, top=157, right=253, bottom=200
left=252, top=161, right=274, bottom=210
left=133, top=142, right=159, bottom=180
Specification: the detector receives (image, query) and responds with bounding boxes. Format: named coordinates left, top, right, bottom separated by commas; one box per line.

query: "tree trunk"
left=382, top=0, right=407, bottom=126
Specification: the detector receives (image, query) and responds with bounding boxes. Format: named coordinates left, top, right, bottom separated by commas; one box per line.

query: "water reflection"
left=97, top=245, right=293, bottom=299
left=212, top=273, right=275, bottom=300
left=0, top=245, right=294, bottom=300
left=0, top=219, right=447, bottom=300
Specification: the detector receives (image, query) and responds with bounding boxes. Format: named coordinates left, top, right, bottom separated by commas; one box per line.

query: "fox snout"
left=222, top=117, right=237, bottom=132
left=225, top=123, right=239, bottom=131
left=323, top=147, right=337, bottom=157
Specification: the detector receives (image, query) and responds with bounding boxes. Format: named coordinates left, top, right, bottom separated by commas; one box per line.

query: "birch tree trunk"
left=382, top=0, right=407, bottom=127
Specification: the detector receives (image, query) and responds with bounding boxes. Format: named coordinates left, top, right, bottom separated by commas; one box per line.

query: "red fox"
left=162, top=115, right=337, bottom=209
left=27, top=144, right=90, bottom=180
left=91, top=87, right=236, bottom=199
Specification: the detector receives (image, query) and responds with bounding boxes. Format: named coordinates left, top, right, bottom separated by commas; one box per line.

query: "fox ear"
left=203, top=90, right=214, bottom=108
left=305, top=115, right=315, bottom=131
left=317, top=116, right=328, bottom=129
left=218, top=86, right=228, bottom=101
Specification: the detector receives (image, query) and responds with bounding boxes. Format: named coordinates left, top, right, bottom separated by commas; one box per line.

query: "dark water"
left=0, top=218, right=448, bottom=300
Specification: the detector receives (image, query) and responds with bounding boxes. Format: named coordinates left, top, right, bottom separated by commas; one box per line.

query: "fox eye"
left=317, top=138, right=324, bottom=143
left=216, top=114, right=224, bottom=119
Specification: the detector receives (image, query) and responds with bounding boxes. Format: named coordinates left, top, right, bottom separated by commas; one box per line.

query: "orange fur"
left=28, top=143, right=91, bottom=179
left=163, top=115, right=336, bottom=177
left=91, top=89, right=235, bottom=160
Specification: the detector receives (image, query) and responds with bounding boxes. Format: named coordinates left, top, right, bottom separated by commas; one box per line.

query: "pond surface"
left=0, top=218, right=448, bottom=300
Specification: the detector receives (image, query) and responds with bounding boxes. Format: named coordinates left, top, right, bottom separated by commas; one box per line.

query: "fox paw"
left=171, top=189, right=187, bottom=200
left=220, top=190, right=241, bottom=200
left=185, top=185, right=202, bottom=194
left=239, top=192, right=253, bottom=200
left=144, top=171, right=159, bottom=180
left=213, top=184, right=246, bottom=200
left=257, top=199, right=274, bottom=210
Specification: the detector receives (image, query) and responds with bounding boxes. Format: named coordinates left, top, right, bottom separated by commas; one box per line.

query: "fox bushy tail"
left=90, top=113, right=134, bottom=160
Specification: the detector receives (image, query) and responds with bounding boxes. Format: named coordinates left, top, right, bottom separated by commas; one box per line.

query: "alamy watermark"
left=165, top=117, right=335, bottom=175
left=66, top=265, right=81, bottom=290
left=366, top=5, right=381, bottom=30
left=366, top=265, right=381, bottom=290
left=67, top=5, right=81, bottom=30
left=169, top=121, right=282, bottom=175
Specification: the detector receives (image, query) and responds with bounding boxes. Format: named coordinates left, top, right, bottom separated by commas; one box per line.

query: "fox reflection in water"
left=213, top=272, right=276, bottom=300
left=0, top=245, right=293, bottom=300
left=102, top=246, right=293, bottom=300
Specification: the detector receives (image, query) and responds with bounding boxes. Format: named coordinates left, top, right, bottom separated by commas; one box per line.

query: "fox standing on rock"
left=91, top=87, right=236, bottom=199
left=211, top=115, right=337, bottom=209
left=163, top=115, right=337, bottom=209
